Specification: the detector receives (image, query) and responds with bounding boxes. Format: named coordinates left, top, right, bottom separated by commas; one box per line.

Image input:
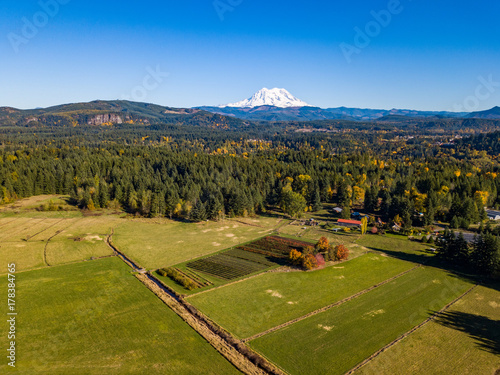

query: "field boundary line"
left=343, top=284, right=479, bottom=375
left=136, top=273, right=284, bottom=375
left=107, top=232, right=283, bottom=375
left=105, top=229, right=144, bottom=271
left=233, top=219, right=265, bottom=228
left=0, top=217, right=39, bottom=240
left=243, top=265, right=422, bottom=342
left=0, top=254, right=119, bottom=276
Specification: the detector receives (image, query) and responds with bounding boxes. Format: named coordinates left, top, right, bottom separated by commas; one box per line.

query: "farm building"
left=485, top=209, right=500, bottom=221
left=333, top=207, right=343, bottom=213
left=337, top=219, right=362, bottom=228
left=351, top=212, right=369, bottom=220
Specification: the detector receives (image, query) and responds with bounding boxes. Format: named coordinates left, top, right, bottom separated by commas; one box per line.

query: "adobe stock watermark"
left=213, top=0, right=243, bottom=21
left=453, top=75, right=500, bottom=112
left=121, top=65, right=169, bottom=102
left=7, top=0, right=71, bottom=54
left=340, top=0, right=410, bottom=64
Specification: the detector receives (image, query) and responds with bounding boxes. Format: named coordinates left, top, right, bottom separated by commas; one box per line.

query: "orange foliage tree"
left=334, top=244, right=349, bottom=261
left=302, top=253, right=319, bottom=270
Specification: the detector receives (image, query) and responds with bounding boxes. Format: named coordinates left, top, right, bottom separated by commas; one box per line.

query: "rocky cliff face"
left=87, top=113, right=125, bottom=125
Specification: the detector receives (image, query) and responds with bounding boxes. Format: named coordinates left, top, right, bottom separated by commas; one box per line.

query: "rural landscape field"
left=0, top=195, right=498, bottom=374
left=3, top=1, right=500, bottom=374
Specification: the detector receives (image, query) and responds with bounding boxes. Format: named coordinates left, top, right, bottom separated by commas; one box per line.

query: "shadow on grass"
left=434, top=311, right=500, bottom=355
left=364, top=246, right=500, bottom=292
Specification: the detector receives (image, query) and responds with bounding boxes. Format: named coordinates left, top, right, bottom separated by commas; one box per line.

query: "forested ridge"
left=1, top=140, right=499, bottom=225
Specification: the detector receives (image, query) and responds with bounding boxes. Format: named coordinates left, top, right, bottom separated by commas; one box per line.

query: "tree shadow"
left=364, top=246, right=500, bottom=292
left=434, top=311, right=500, bottom=355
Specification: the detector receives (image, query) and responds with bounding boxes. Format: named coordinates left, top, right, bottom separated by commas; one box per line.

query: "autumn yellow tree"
left=302, top=253, right=319, bottom=270
left=361, top=217, right=368, bottom=235
left=288, top=249, right=303, bottom=266
left=474, top=191, right=489, bottom=206
left=315, top=237, right=330, bottom=253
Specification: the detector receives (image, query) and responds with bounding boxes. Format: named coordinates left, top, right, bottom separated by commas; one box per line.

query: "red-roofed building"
left=337, top=219, right=362, bottom=228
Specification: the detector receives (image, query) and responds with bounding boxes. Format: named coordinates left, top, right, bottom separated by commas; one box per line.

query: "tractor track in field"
left=242, top=264, right=422, bottom=343
left=0, top=217, right=20, bottom=229
left=43, top=221, right=80, bottom=266
left=106, top=232, right=284, bottom=375
left=27, top=218, right=67, bottom=241
left=344, top=284, right=479, bottom=375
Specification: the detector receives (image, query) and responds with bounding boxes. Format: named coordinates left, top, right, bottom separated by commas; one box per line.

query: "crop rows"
left=237, top=236, right=312, bottom=258
left=187, top=254, right=269, bottom=280
left=224, top=248, right=277, bottom=266
left=187, top=236, right=311, bottom=280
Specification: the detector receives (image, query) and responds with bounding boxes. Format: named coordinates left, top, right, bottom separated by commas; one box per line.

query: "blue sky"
left=1, top=0, right=499, bottom=111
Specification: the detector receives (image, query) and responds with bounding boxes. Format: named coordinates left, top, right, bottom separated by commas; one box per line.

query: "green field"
left=188, top=253, right=415, bottom=338
left=113, top=216, right=287, bottom=269
left=1, top=201, right=497, bottom=375
left=249, top=267, right=473, bottom=375
left=1, top=257, right=239, bottom=374
left=0, top=215, right=120, bottom=273
left=356, top=284, right=500, bottom=375
left=356, top=234, right=434, bottom=260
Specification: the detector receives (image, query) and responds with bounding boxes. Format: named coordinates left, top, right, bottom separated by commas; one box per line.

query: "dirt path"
left=105, top=229, right=143, bottom=271
left=243, top=265, right=422, bottom=342
left=344, top=284, right=478, bottom=375
left=107, top=231, right=282, bottom=375
left=137, top=273, right=275, bottom=375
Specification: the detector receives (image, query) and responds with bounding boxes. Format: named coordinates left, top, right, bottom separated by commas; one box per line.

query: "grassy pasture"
left=0, top=241, right=46, bottom=272
left=249, top=267, right=473, bottom=375
left=113, top=216, right=288, bottom=269
left=188, top=253, right=415, bottom=338
left=0, top=195, right=82, bottom=219
left=356, top=284, right=500, bottom=375
left=0, top=215, right=120, bottom=273
left=0, top=257, right=239, bottom=374
left=356, top=234, right=434, bottom=261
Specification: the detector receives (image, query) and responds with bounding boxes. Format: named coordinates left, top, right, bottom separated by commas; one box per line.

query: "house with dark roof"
left=486, top=209, right=500, bottom=221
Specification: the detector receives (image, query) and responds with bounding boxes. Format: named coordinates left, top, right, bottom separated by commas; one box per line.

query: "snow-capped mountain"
left=223, top=88, right=312, bottom=108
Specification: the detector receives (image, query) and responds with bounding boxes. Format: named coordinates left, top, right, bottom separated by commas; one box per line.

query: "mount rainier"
left=223, top=88, right=312, bottom=108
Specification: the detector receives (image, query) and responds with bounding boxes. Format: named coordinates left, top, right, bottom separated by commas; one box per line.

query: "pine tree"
left=190, top=200, right=207, bottom=222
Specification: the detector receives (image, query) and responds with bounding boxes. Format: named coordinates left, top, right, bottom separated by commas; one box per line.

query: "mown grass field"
left=1, top=198, right=497, bottom=375
left=356, top=284, right=500, bottom=375
left=249, top=267, right=473, bottom=375
left=112, top=216, right=288, bottom=269
left=1, top=257, right=239, bottom=374
left=0, top=195, right=82, bottom=219
left=0, top=215, right=120, bottom=273
left=356, top=233, right=434, bottom=260
left=188, top=253, right=416, bottom=338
